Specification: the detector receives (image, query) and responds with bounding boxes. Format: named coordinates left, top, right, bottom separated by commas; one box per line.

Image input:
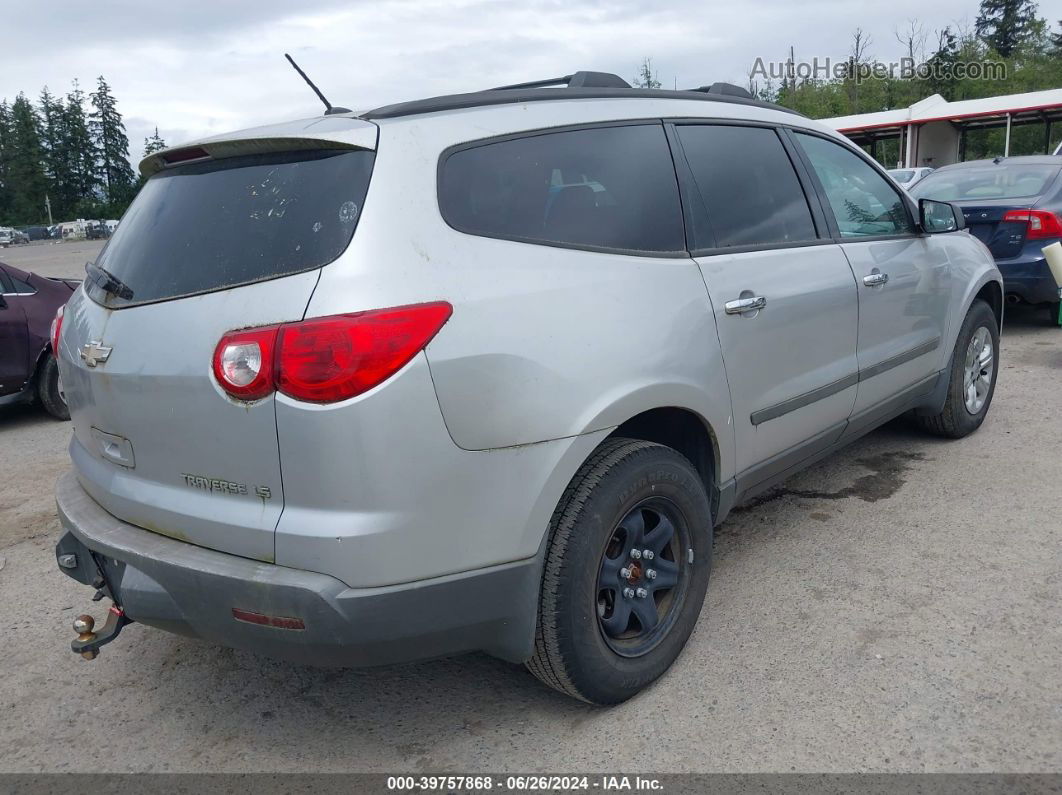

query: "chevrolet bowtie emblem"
left=80, top=341, right=113, bottom=367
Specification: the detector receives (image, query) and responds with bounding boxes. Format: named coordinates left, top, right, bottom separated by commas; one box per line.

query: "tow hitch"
left=71, top=604, right=132, bottom=660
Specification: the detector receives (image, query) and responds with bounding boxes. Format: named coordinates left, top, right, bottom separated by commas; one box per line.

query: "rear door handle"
left=724, top=295, right=767, bottom=315
left=863, top=272, right=889, bottom=287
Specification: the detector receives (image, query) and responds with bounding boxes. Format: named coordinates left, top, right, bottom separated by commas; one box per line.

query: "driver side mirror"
left=919, top=198, right=965, bottom=233
left=0, top=294, right=7, bottom=309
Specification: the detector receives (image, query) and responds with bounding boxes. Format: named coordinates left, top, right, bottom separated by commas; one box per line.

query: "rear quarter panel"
left=303, top=104, right=737, bottom=480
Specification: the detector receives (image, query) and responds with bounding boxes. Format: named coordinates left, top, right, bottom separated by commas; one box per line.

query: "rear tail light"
left=50, top=305, right=64, bottom=353
left=212, top=302, right=452, bottom=404
left=212, top=327, right=278, bottom=401
left=1002, top=209, right=1062, bottom=240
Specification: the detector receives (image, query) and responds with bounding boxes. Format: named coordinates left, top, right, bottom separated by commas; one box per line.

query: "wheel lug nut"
left=643, top=549, right=654, bottom=560
left=646, top=569, right=657, bottom=580
left=629, top=549, right=642, bottom=560
left=620, top=567, right=632, bottom=579
left=635, top=587, right=648, bottom=599
left=623, top=587, right=636, bottom=599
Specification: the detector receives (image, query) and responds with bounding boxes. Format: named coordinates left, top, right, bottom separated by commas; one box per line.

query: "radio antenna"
left=284, top=53, right=350, bottom=115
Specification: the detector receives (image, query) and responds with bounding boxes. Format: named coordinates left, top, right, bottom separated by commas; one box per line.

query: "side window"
left=794, top=132, right=914, bottom=238
left=676, top=124, right=818, bottom=249
left=10, top=276, right=34, bottom=294
left=439, top=124, right=685, bottom=254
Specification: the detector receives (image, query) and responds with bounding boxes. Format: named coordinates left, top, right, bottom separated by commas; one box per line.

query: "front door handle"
left=724, top=295, right=767, bottom=315
left=863, top=272, right=889, bottom=287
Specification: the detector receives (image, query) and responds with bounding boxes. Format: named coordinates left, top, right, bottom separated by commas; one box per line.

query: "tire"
left=916, top=299, right=998, bottom=439
left=1046, top=301, right=1061, bottom=327
left=526, top=438, right=713, bottom=704
left=37, top=354, right=70, bottom=420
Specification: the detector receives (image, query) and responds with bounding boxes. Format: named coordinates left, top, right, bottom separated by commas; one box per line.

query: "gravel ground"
left=0, top=248, right=1059, bottom=771
left=1, top=238, right=104, bottom=280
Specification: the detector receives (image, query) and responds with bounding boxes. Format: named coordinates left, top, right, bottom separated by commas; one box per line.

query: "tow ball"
left=71, top=605, right=132, bottom=660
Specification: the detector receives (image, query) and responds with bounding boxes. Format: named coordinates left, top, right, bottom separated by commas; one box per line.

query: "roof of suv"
left=360, top=71, right=800, bottom=120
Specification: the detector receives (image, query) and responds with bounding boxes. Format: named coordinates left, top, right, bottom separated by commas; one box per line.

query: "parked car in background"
left=20, top=226, right=51, bottom=241
left=911, top=155, right=1062, bottom=321
left=53, top=72, right=1002, bottom=704
left=0, top=229, right=14, bottom=247
left=888, top=167, right=934, bottom=189
left=0, top=262, right=77, bottom=419
left=85, top=221, right=112, bottom=240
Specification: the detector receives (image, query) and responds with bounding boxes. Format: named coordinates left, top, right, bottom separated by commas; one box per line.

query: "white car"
left=888, top=167, right=934, bottom=189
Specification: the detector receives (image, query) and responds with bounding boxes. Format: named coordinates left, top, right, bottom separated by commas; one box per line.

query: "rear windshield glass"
left=911, top=164, right=1059, bottom=201
left=888, top=170, right=914, bottom=182
left=87, top=149, right=375, bottom=307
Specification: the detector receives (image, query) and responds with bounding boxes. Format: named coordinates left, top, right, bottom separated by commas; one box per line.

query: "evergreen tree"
left=0, top=101, right=12, bottom=222
left=632, top=58, right=662, bottom=89
left=62, top=80, right=98, bottom=215
left=6, top=93, right=48, bottom=224
left=143, top=127, right=167, bottom=156
left=1054, top=19, right=1062, bottom=50
left=38, top=86, right=66, bottom=219
left=89, top=75, right=135, bottom=210
left=975, top=0, right=1039, bottom=56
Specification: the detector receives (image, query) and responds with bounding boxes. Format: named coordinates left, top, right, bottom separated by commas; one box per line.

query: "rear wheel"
left=526, top=438, right=713, bottom=704
left=37, top=354, right=69, bottom=420
left=916, top=299, right=997, bottom=439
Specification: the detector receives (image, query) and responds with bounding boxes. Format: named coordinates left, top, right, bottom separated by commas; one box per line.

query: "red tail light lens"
left=50, top=305, right=64, bottom=353
left=1002, top=209, right=1062, bottom=240
left=212, top=327, right=278, bottom=401
left=211, top=302, right=452, bottom=404
left=277, top=302, right=453, bottom=403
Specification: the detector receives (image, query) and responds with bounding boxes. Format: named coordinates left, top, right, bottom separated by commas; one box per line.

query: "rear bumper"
left=55, top=471, right=540, bottom=666
left=997, top=252, right=1061, bottom=304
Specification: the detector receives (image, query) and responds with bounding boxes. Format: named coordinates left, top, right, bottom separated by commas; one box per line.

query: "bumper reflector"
left=231, top=607, right=306, bottom=630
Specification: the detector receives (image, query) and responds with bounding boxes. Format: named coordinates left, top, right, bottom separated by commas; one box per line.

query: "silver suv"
left=54, top=72, right=1003, bottom=704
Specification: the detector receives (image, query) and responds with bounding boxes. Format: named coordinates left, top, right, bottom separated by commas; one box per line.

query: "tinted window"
left=88, top=149, right=375, bottom=307
left=10, top=276, right=34, bottom=294
left=795, top=133, right=914, bottom=238
left=677, top=125, right=817, bottom=248
left=911, top=163, right=1060, bottom=201
left=440, top=125, right=684, bottom=253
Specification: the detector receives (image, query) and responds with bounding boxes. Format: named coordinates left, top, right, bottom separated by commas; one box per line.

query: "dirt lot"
left=1, top=241, right=1060, bottom=772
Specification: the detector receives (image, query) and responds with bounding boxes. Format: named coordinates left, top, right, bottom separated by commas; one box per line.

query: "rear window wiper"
left=85, top=262, right=134, bottom=301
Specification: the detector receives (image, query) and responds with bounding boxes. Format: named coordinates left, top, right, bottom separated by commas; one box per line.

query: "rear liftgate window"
left=87, top=149, right=375, bottom=307
left=439, top=124, right=685, bottom=254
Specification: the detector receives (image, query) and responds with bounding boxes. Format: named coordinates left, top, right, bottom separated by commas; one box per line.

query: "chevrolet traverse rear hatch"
left=57, top=120, right=377, bottom=562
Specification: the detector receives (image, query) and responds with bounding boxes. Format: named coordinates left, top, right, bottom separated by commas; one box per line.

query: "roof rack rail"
left=688, top=82, right=755, bottom=100
left=491, top=71, right=632, bottom=91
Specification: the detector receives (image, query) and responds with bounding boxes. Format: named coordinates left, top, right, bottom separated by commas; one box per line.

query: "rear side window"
left=439, top=124, right=685, bottom=254
left=88, top=149, right=375, bottom=307
left=676, top=125, right=818, bottom=249
left=794, top=132, right=914, bottom=238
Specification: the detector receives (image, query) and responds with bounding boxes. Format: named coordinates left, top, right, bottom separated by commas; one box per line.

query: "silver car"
left=54, top=72, right=1002, bottom=704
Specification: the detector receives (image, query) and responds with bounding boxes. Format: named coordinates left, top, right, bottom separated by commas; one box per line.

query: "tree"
left=62, top=80, right=98, bottom=215
left=89, top=75, right=135, bottom=209
left=143, top=127, right=167, bottom=156
left=976, top=0, right=1039, bottom=56
left=6, top=93, right=48, bottom=224
left=38, top=87, right=66, bottom=218
left=0, top=101, right=12, bottom=222
left=632, top=58, right=662, bottom=89
left=1054, top=19, right=1062, bottom=50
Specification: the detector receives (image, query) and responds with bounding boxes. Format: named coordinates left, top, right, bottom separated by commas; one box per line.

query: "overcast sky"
left=2, top=0, right=1060, bottom=165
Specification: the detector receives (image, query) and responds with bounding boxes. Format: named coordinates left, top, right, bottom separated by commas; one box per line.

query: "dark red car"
left=0, top=262, right=77, bottom=419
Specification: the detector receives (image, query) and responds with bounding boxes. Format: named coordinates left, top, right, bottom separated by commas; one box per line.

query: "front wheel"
left=37, top=354, right=70, bottom=421
left=526, top=438, right=713, bottom=704
left=916, top=299, right=998, bottom=439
